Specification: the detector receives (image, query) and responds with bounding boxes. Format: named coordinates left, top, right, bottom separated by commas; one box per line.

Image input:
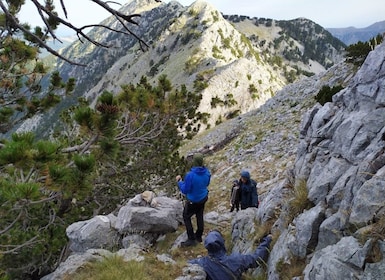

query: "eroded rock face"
left=268, top=42, right=385, bottom=278
left=66, top=214, right=119, bottom=253
left=44, top=193, right=183, bottom=279
left=304, top=236, right=372, bottom=280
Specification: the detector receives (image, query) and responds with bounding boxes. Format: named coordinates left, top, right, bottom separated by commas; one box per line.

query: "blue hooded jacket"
left=189, top=230, right=271, bottom=280
left=178, top=166, right=210, bottom=203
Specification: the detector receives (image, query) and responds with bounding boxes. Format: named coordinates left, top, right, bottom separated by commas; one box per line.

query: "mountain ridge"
left=8, top=0, right=346, bottom=139
left=327, top=20, right=385, bottom=45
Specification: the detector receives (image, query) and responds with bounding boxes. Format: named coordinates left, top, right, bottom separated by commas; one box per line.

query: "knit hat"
left=192, top=153, right=204, bottom=166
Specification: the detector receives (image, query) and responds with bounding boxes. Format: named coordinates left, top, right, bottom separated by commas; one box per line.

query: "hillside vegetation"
left=1, top=0, right=383, bottom=279
left=2, top=0, right=346, bottom=139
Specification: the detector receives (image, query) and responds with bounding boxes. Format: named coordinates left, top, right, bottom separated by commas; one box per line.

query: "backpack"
left=250, top=179, right=259, bottom=208
left=230, top=184, right=240, bottom=203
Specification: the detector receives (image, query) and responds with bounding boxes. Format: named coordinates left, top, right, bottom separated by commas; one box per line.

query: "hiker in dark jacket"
left=176, top=153, right=211, bottom=247
left=189, top=230, right=272, bottom=280
left=238, top=170, right=258, bottom=209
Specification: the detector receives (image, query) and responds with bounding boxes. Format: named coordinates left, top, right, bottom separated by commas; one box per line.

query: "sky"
left=18, top=0, right=385, bottom=37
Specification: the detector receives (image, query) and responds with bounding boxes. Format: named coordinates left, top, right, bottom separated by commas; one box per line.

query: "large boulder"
left=41, top=249, right=113, bottom=280
left=115, top=196, right=183, bottom=233
left=47, top=193, right=183, bottom=279
left=349, top=165, right=385, bottom=226
left=303, top=236, right=372, bottom=279
left=66, top=214, right=119, bottom=253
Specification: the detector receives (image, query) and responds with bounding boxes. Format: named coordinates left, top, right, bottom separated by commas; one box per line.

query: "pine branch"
left=0, top=0, right=149, bottom=65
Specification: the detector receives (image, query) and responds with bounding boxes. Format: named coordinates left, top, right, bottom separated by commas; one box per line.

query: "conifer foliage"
left=0, top=2, right=204, bottom=277
left=345, top=34, right=384, bottom=65
left=0, top=73, right=202, bottom=279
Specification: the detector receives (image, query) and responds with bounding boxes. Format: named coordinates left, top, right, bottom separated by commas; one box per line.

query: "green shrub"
left=315, top=85, right=344, bottom=105
left=345, top=34, right=383, bottom=66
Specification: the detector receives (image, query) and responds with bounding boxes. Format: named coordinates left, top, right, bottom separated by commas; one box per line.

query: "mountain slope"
left=176, top=42, right=385, bottom=279
left=9, top=0, right=346, bottom=139
left=226, top=16, right=346, bottom=72
left=43, top=36, right=381, bottom=280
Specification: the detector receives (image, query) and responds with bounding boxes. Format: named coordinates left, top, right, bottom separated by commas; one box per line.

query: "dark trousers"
left=183, top=196, right=208, bottom=240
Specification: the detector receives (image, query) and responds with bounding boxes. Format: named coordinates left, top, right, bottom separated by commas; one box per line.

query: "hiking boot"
left=181, top=239, right=197, bottom=247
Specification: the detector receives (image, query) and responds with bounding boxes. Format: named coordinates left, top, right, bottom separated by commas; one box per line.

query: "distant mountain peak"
left=327, top=20, right=385, bottom=45
left=5, top=1, right=347, bottom=138
left=120, top=0, right=162, bottom=13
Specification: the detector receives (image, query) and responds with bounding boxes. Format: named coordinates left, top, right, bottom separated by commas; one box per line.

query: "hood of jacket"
left=204, top=231, right=227, bottom=258
left=191, top=166, right=209, bottom=175
left=240, top=170, right=250, bottom=180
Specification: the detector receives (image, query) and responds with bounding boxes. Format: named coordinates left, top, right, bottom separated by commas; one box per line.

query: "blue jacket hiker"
left=176, top=153, right=211, bottom=247
left=238, top=170, right=259, bottom=209
left=189, top=230, right=272, bottom=280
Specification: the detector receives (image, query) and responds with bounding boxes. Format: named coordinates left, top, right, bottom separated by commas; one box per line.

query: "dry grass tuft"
left=287, top=179, right=313, bottom=224
left=276, top=254, right=306, bottom=280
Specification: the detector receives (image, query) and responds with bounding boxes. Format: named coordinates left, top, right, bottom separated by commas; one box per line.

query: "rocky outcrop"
left=267, top=41, right=385, bottom=279
left=42, top=192, right=183, bottom=279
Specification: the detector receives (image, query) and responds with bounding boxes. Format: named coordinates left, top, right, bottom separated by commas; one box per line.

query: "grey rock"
left=287, top=202, right=326, bottom=258
left=157, top=253, right=176, bottom=265
left=175, top=264, right=206, bottom=280
left=41, top=249, right=113, bottom=280
left=66, top=215, right=120, bottom=253
left=349, top=165, right=385, bottom=226
left=231, top=207, right=259, bottom=254
left=304, top=236, right=371, bottom=280
left=267, top=229, right=294, bottom=280
left=115, top=196, right=183, bottom=234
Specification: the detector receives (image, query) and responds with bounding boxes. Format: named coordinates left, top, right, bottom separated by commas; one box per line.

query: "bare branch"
left=29, top=0, right=59, bottom=40
left=61, top=133, right=99, bottom=154
left=0, top=1, right=75, bottom=64
left=29, top=0, right=148, bottom=62
left=61, top=140, right=89, bottom=153
left=1, top=0, right=150, bottom=65
left=91, top=0, right=140, bottom=25
left=0, top=209, right=23, bottom=235
left=27, top=195, right=59, bottom=205
left=0, top=236, right=39, bottom=254
left=115, top=111, right=170, bottom=145
left=59, top=0, right=68, bottom=19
